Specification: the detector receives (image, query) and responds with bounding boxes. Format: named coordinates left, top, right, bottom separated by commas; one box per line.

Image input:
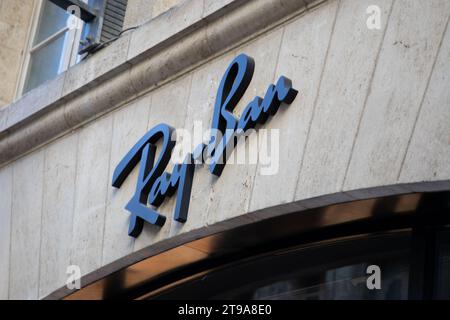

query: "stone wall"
left=0, top=0, right=449, bottom=299
left=0, top=0, right=35, bottom=108
left=124, top=0, right=187, bottom=28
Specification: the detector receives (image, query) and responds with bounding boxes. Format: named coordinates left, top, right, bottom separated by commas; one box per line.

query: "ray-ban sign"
left=112, top=54, right=298, bottom=237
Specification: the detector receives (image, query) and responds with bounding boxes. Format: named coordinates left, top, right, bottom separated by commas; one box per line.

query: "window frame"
left=15, top=0, right=85, bottom=98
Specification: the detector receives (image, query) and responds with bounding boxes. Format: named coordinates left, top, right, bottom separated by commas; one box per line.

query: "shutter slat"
left=103, top=17, right=123, bottom=33
left=104, top=3, right=125, bottom=16
left=100, top=0, right=128, bottom=44
left=104, top=8, right=125, bottom=21
left=108, top=0, right=127, bottom=11
left=102, top=24, right=121, bottom=37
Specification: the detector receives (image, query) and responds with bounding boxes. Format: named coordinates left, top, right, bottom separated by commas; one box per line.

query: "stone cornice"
left=0, top=0, right=321, bottom=167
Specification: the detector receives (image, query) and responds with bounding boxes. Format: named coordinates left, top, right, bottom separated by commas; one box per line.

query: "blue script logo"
left=112, top=54, right=298, bottom=237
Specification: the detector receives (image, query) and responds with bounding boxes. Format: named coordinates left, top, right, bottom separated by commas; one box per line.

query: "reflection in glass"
left=250, top=261, right=409, bottom=300
left=23, top=33, right=67, bottom=93
left=437, top=230, right=450, bottom=299
left=33, top=0, right=69, bottom=45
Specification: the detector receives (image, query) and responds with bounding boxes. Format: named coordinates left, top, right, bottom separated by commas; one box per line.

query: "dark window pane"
left=152, top=233, right=411, bottom=300
left=437, top=230, right=450, bottom=299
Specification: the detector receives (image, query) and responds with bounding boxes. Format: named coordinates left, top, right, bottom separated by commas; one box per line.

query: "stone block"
left=399, top=19, right=450, bottom=184
left=152, top=0, right=185, bottom=18
left=9, top=150, right=44, bottom=299
left=38, top=133, right=78, bottom=298
left=62, top=34, right=131, bottom=97
left=295, top=0, right=392, bottom=201
left=127, top=0, right=204, bottom=61
left=251, top=0, right=338, bottom=211
left=203, top=0, right=236, bottom=17
left=102, top=97, right=150, bottom=265
left=0, top=46, right=21, bottom=104
left=70, top=115, right=113, bottom=276
left=344, top=0, right=450, bottom=191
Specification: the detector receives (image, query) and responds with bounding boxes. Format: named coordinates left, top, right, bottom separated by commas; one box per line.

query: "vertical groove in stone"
left=341, top=0, right=395, bottom=189
left=396, top=13, right=450, bottom=181
left=292, top=0, right=341, bottom=200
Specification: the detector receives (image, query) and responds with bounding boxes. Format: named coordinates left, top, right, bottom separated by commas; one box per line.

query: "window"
left=18, top=0, right=128, bottom=96
left=146, top=228, right=450, bottom=300
left=19, top=0, right=84, bottom=94
left=149, top=233, right=412, bottom=300
left=61, top=191, right=450, bottom=300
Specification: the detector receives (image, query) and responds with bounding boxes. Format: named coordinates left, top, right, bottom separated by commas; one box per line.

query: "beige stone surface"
left=9, top=150, right=44, bottom=300
left=62, top=34, right=132, bottom=97
left=0, top=98, right=7, bottom=108
left=205, top=27, right=285, bottom=225
left=123, top=0, right=154, bottom=29
left=399, top=19, right=450, bottom=186
left=102, top=97, right=150, bottom=265
left=38, top=133, right=78, bottom=298
left=251, top=0, right=339, bottom=212
left=0, top=165, right=12, bottom=299
left=7, top=73, right=66, bottom=129
left=0, top=46, right=21, bottom=106
left=0, top=0, right=35, bottom=107
left=152, top=0, right=186, bottom=17
left=169, top=51, right=235, bottom=236
left=294, top=0, right=393, bottom=202
left=344, top=0, right=450, bottom=192
left=123, top=0, right=187, bottom=30
left=127, top=0, right=204, bottom=61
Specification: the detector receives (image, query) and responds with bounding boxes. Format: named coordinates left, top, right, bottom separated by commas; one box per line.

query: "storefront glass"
left=151, top=228, right=450, bottom=300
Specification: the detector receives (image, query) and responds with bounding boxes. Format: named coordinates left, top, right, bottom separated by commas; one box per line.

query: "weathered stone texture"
left=0, top=0, right=35, bottom=107
left=102, top=97, right=150, bottom=265
left=123, top=0, right=186, bottom=30
left=251, top=0, right=339, bottom=212
left=9, top=150, right=44, bottom=299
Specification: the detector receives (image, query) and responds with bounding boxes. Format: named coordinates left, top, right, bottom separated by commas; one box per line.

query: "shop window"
left=148, top=228, right=450, bottom=300
left=62, top=192, right=450, bottom=300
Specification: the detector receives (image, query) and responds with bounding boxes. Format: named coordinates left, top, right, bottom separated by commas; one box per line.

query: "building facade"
left=0, top=0, right=449, bottom=300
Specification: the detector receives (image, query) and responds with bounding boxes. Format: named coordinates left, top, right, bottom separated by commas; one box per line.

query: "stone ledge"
left=0, top=0, right=316, bottom=167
